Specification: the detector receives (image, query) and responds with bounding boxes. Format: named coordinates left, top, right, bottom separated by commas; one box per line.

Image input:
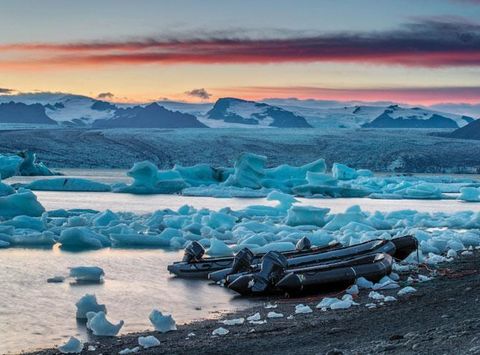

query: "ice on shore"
left=295, top=304, right=313, bottom=314
left=149, top=309, right=177, bottom=333
left=75, top=294, right=107, bottom=319
left=138, top=335, right=160, bottom=349
left=267, top=311, right=284, bottom=318
left=212, top=327, right=229, bottom=336
left=119, top=347, right=140, bottom=354
left=86, top=311, right=124, bottom=336
left=221, top=317, right=245, bottom=326
left=69, top=266, right=105, bottom=283
left=58, top=336, right=83, bottom=354
left=397, top=286, right=417, bottom=296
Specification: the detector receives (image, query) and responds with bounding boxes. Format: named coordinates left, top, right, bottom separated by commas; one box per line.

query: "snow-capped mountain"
left=447, top=118, right=480, bottom=140
left=93, top=103, right=207, bottom=129
left=0, top=102, right=57, bottom=125
left=204, top=98, right=312, bottom=128
left=262, top=100, right=474, bottom=129
left=0, top=92, right=115, bottom=126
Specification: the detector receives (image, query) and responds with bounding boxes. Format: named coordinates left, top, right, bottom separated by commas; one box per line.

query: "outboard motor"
left=231, top=248, right=255, bottom=274
left=182, top=241, right=205, bottom=263
left=296, top=236, right=312, bottom=251
left=228, top=251, right=288, bottom=295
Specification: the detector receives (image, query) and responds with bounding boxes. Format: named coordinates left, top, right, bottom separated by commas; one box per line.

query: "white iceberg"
left=86, top=311, right=124, bottom=336
left=69, top=266, right=105, bottom=283
left=267, top=311, right=284, bottom=318
left=75, top=294, right=107, bottom=319
left=149, top=309, right=177, bottom=333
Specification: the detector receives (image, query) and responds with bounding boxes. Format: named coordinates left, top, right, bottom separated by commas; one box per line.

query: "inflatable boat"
left=167, top=237, right=340, bottom=279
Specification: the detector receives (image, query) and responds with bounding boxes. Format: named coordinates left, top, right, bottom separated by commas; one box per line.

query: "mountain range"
left=0, top=92, right=477, bottom=131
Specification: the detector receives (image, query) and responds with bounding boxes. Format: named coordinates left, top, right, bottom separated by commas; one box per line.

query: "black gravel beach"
left=26, top=251, right=480, bottom=355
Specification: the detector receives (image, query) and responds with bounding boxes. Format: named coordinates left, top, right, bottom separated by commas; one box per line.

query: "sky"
left=0, top=0, right=480, bottom=104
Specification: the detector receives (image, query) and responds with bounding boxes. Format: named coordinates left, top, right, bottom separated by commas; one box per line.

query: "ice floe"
left=69, top=266, right=105, bottom=283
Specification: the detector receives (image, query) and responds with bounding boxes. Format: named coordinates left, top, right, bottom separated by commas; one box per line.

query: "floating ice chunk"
left=58, top=337, right=83, bottom=354
left=212, top=327, right=229, bottom=336
left=25, top=178, right=111, bottom=192
left=295, top=304, right=313, bottom=314
left=0, top=153, right=22, bottom=179
left=332, top=163, right=358, bottom=180
left=86, top=311, right=124, bottom=336
left=119, top=347, right=140, bottom=354
left=111, top=233, right=171, bottom=248
left=60, top=227, right=110, bottom=250
left=266, top=190, right=298, bottom=210
left=397, top=286, right=417, bottom=297
left=0, top=188, right=45, bottom=218
left=70, top=266, right=105, bottom=284
left=206, top=238, right=233, bottom=257
left=10, top=232, right=56, bottom=247
left=323, top=212, right=366, bottom=231
left=253, top=242, right=295, bottom=254
left=368, top=291, right=385, bottom=300
left=17, top=151, right=57, bottom=176
left=173, top=163, right=220, bottom=187
left=267, top=311, right=284, bottom=318
left=3, top=215, right=46, bottom=231
left=223, top=153, right=266, bottom=189
left=75, top=294, right=107, bottom=319
left=285, top=206, right=330, bottom=227
left=202, top=211, right=237, bottom=231
left=346, top=284, right=359, bottom=295
left=149, top=309, right=177, bottom=333
left=458, top=187, right=480, bottom=202
left=356, top=277, right=374, bottom=289
left=221, top=318, right=245, bottom=326
left=115, top=161, right=188, bottom=194
left=138, top=335, right=160, bottom=349
left=247, top=312, right=261, bottom=322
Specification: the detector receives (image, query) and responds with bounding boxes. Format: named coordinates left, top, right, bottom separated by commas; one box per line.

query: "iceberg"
left=285, top=206, right=330, bottom=227
left=206, top=238, right=233, bottom=256
left=69, top=266, right=105, bottom=283
left=75, top=294, right=107, bottom=319
left=223, top=152, right=267, bottom=189
left=25, top=178, right=111, bottom=192
left=458, top=187, right=480, bottom=202
left=0, top=188, right=45, bottom=218
left=17, top=151, right=57, bottom=176
left=149, top=309, right=177, bottom=333
left=58, top=337, right=83, bottom=354
left=0, top=154, right=22, bottom=179
left=59, top=227, right=111, bottom=250
left=332, top=163, right=358, bottom=180
left=114, top=161, right=188, bottom=194
left=173, top=163, right=221, bottom=186
left=110, top=233, right=171, bottom=248
left=86, top=311, right=124, bottom=336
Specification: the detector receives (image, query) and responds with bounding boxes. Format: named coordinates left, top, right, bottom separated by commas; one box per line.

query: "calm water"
left=2, top=169, right=480, bottom=354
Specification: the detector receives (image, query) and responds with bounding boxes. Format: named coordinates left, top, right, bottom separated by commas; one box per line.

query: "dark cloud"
left=184, top=88, right=211, bottom=100
left=0, top=88, right=14, bottom=94
left=1, top=18, right=480, bottom=68
left=97, top=92, right=114, bottom=99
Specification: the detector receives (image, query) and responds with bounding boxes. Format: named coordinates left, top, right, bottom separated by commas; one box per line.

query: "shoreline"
left=26, top=252, right=480, bottom=355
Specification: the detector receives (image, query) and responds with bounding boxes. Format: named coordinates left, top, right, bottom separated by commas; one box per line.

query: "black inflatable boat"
left=214, top=235, right=416, bottom=284
left=227, top=236, right=417, bottom=296
left=167, top=237, right=341, bottom=279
